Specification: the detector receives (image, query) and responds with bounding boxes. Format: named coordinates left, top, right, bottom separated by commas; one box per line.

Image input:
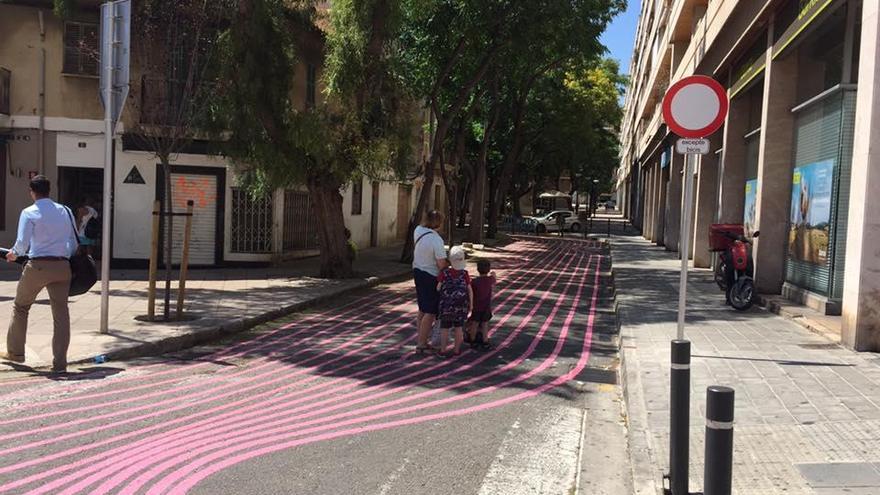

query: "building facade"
left=617, top=0, right=880, bottom=351
left=1, top=2, right=440, bottom=267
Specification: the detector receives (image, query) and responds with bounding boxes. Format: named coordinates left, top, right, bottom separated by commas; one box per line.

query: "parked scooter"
left=709, top=225, right=759, bottom=310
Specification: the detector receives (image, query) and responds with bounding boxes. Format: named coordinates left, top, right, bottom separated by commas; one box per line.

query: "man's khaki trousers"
left=6, top=260, right=71, bottom=371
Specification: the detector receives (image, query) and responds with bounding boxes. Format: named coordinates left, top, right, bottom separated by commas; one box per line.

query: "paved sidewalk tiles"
left=615, top=235, right=880, bottom=494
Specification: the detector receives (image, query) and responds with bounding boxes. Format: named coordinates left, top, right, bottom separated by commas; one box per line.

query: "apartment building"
left=617, top=0, right=880, bottom=351
left=0, top=1, right=440, bottom=267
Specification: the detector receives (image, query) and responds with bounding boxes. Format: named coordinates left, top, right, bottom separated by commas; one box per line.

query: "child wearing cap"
left=435, top=245, right=473, bottom=357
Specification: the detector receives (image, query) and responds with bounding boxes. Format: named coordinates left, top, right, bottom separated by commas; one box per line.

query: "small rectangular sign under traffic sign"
left=676, top=138, right=710, bottom=155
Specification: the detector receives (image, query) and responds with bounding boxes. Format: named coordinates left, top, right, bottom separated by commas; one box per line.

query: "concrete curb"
left=756, top=295, right=842, bottom=345
left=63, top=269, right=413, bottom=368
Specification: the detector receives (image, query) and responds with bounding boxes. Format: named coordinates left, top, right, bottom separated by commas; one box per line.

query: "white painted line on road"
left=477, top=407, right=582, bottom=495
left=574, top=408, right=588, bottom=495
left=377, top=456, right=410, bottom=495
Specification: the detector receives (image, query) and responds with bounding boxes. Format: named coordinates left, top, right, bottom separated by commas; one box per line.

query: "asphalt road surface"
left=0, top=238, right=626, bottom=495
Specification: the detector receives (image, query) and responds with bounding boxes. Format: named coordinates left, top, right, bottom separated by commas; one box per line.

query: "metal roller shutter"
left=829, top=89, right=857, bottom=299
left=166, top=173, right=218, bottom=266
left=786, top=91, right=849, bottom=297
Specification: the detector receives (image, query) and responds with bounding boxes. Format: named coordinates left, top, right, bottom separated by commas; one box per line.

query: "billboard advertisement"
left=789, top=159, right=834, bottom=265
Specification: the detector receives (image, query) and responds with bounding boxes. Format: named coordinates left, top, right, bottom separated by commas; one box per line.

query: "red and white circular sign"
left=662, top=75, right=728, bottom=138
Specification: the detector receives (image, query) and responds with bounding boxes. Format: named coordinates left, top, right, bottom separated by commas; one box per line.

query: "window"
left=306, top=64, right=317, bottom=109
left=351, top=179, right=363, bottom=215
left=230, top=188, right=274, bottom=254
left=63, top=21, right=99, bottom=76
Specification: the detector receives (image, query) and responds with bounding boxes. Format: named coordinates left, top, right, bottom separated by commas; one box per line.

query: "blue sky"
left=601, top=0, right=640, bottom=75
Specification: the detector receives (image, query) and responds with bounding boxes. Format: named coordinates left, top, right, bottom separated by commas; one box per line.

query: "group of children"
left=432, top=245, right=496, bottom=358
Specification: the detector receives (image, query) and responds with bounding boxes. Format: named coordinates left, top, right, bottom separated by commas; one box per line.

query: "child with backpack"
left=468, top=259, right=496, bottom=350
left=436, top=246, right=472, bottom=358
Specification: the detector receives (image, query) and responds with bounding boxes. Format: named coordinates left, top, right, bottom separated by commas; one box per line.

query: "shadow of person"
left=1, top=362, right=125, bottom=381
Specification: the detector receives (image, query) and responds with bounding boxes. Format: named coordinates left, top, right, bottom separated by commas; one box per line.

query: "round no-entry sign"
left=662, top=75, right=728, bottom=138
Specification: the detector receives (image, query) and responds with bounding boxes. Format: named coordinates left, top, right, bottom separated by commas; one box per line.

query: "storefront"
left=775, top=0, right=860, bottom=312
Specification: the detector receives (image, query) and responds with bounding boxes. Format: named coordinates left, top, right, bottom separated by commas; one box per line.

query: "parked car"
left=605, top=199, right=617, bottom=210
left=531, top=210, right=582, bottom=234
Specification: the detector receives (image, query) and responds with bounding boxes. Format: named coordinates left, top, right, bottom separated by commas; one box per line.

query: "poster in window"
left=789, top=159, right=834, bottom=265
left=743, top=179, right=758, bottom=238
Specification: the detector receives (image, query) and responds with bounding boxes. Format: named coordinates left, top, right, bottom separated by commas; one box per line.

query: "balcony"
left=0, top=68, right=9, bottom=116
left=139, top=76, right=188, bottom=126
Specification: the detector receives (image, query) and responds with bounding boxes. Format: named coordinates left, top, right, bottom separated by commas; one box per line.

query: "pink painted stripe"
left=171, top=254, right=601, bottom=494
left=154, top=252, right=602, bottom=495
left=0, top=241, right=560, bottom=492
left=0, top=288, right=407, bottom=414
left=2, top=241, right=538, bottom=407
left=65, top=247, right=583, bottom=495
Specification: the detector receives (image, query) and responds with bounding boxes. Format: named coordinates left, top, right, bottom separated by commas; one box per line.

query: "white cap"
left=449, top=245, right=467, bottom=271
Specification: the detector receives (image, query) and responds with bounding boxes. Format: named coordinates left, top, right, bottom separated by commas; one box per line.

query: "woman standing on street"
left=412, top=210, right=448, bottom=353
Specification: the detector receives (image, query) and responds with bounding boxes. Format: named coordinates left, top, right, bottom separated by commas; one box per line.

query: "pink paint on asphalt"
left=73, top=248, right=583, bottom=495
left=0, top=241, right=558, bottom=493
left=159, top=252, right=603, bottom=495
left=24, top=242, right=564, bottom=495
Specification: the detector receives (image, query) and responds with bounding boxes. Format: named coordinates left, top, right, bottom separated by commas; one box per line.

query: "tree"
left=128, top=0, right=229, bottom=320
left=480, top=0, right=624, bottom=237
left=396, top=0, right=510, bottom=261
left=211, top=0, right=412, bottom=278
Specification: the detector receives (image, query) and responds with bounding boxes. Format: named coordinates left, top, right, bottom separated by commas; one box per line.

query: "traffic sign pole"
left=661, top=75, right=728, bottom=495
left=99, top=0, right=130, bottom=334
left=677, top=153, right=695, bottom=340
left=100, top=4, right=113, bottom=334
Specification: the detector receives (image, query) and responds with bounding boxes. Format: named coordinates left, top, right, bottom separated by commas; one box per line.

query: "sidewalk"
left=615, top=235, right=880, bottom=494
left=0, top=245, right=411, bottom=369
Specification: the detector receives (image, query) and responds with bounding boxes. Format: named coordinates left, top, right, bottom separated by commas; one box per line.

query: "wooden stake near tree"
left=147, top=200, right=161, bottom=321
left=176, top=200, right=194, bottom=319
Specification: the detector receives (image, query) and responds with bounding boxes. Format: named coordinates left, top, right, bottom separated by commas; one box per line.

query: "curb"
left=64, top=269, right=413, bottom=368
left=755, top=295, right=842, bottom=345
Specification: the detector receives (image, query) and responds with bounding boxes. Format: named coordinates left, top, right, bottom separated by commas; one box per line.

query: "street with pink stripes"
left=0, top=239, right=618, bottom=495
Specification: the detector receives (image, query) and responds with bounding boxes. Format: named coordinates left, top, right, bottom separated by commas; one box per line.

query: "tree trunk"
left=400, top=169, right=434, bottom=263
left=468, top=159, right=487, bottom=242
left=307, top=173, right=354, bottom=279
left=457, top=179, right=471, bottom=228
left=162, top=158, right=173, bottom=321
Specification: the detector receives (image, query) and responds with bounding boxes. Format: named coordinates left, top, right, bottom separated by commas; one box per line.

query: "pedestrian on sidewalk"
left=412, top=210, right=448, bottom=354
left=75, top=201, right=99, bottom=258
left=436, top=246, right=472, bottom=357
left=2, top=175, right=78, bottom=373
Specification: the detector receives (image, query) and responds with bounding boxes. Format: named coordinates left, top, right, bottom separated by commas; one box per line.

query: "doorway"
left=58, top=166, right=103, bottom=213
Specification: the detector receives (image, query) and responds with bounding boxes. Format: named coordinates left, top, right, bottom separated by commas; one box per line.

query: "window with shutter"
left=63, top=22, right=100, bottom=76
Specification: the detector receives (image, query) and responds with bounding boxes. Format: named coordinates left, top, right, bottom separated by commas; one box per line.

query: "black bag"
left=65, top=208, right=99, bottom=296
left=84, top=216, right=101, bottom=240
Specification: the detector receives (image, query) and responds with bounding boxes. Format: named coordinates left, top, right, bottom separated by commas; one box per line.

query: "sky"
left=600, top=0, right=641, bottom=76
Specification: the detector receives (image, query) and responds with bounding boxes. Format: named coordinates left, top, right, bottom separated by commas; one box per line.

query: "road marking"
left=477, top=408, right=583, bottom=495
left=377, top=457, right=410, bottom=495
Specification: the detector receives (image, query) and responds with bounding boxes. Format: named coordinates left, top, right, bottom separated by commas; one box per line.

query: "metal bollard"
left=704, top=386, right=735, bottom=495
left=607, top=218, right=611, bottom=238
left=667, top=340, right=691, bottom=495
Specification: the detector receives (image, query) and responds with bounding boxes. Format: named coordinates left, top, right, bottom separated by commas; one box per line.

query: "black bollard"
left=668, top=340, right=691, bottom=495
left=607, top=218, right=611, bottom=238
left=704, top=386, right=735, bottom=495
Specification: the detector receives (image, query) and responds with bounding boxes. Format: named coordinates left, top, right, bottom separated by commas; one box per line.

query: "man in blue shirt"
left=3, top=175, right=78, bottom=372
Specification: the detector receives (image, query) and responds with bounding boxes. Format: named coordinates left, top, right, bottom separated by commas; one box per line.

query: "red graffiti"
left=173, top=176, right=217, bottom=210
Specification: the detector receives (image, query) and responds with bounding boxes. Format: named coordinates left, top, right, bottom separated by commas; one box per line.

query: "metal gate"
left=166, top=172, right=219, bottom=265
left=283, top=190, right=318, bottom=251
left=230, top=188, right=273, bottom=253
